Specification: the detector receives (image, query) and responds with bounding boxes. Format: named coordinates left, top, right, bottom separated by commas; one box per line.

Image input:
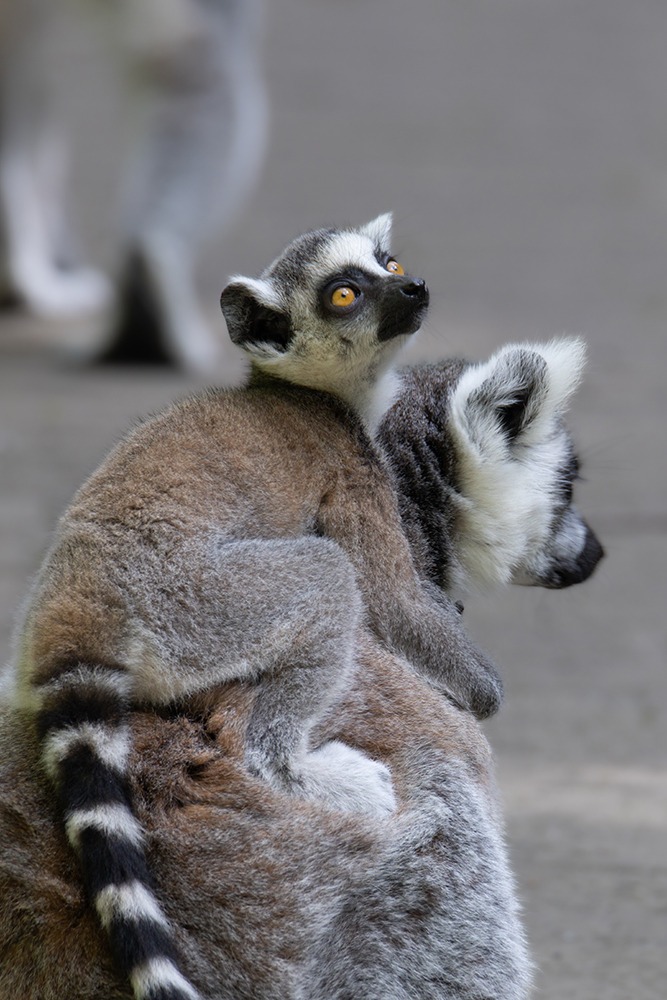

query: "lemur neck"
left=249, top=358, right=403, bottom=435
left=336, top=366, right=402, bottom=435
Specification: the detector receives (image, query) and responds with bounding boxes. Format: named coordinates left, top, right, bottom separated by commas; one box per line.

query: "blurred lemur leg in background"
left=0, top=0, right=268, bottom=371
left=0, top=0, right=111, bottom=316
left=102, top=0, right=268, bottom=370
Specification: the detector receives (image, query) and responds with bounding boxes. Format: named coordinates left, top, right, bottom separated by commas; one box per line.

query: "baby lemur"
left=13, top=216, right=501, bottom=1000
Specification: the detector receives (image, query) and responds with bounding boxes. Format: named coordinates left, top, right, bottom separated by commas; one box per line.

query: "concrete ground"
left=1, top=1, right=665, bottom=996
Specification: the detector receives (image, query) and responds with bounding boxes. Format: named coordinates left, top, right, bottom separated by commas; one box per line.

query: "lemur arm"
left=315, top=466, right=502, bottom=720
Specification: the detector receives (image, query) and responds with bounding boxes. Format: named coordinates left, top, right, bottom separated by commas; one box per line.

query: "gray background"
left=1, top=2, right=665, bottom=997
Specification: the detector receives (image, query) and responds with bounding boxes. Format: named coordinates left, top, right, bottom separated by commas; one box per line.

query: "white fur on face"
left=307, top=229, right=391, bottom=283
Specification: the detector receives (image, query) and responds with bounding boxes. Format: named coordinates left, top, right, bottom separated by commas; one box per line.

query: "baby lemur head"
left=220, top=214, right=429, bottom=429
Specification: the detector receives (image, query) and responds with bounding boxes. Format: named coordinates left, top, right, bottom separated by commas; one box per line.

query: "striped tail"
left=35, top=664, right=201, bottom=1000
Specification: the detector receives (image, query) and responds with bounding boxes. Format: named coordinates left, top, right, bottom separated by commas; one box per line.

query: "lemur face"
left=511, top=448, right=604, bottom=589
left=220, top=215, right=429, bottom=408
left=445, top=340, right=604, bottom=591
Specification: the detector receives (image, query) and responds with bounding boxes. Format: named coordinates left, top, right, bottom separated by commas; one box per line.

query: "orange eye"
left=386, top=259, right=405, bottom=275
left=330, top=286, right=357, bottom=308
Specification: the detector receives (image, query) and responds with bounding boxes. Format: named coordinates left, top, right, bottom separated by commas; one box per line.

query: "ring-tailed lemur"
left=0, top=337, right=601, bottom=1000
left=11, top=217, right=502, bottom=1000
left=380, top=339, right=604, bottom=594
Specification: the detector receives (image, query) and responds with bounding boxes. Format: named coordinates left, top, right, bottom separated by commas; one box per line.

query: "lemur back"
left=12, top=217, right=501, bottom=1000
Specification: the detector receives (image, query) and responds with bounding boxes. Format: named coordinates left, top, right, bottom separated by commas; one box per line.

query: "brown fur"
left=0, top=631, right=507, bottom=1000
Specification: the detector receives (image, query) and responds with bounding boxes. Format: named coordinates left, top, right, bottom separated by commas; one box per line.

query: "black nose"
left=399, top=278, right=428, bottom=301
left=546, top=524, right=605, bottom=589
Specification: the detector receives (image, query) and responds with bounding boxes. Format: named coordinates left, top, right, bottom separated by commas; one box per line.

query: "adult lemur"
left=1, top=333, right=602, bottom=999
left=11, top=216, right=504, bottom=1000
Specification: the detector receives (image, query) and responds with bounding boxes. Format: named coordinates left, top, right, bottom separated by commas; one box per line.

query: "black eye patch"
left=317, top=268, right=382, bottom=318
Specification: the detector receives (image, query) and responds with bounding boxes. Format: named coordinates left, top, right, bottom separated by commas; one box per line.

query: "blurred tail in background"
left=0, top=0, right=268, bottom=373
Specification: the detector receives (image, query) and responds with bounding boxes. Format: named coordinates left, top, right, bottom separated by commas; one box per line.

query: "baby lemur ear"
left=220, top=277, right=293, bottom=352
left=451, top=338, right=587, bottom=453
left=359, top=213, right=393, bottom=254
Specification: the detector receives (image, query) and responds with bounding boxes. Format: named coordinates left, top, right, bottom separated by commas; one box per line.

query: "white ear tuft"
left=450, top=337, right=588, bottom=455
left=534, top=336, right=587, bottom=413
left=359, top=213, right=393, bottom=252
left=223, top=275, right=283, bottom=311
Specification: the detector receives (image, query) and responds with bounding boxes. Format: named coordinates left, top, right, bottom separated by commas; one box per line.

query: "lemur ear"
left=478, top=348, right=549, bottom=445
left=220, top=277, right=292, bottom=352
left=451, top=338, right=587, bottom=452
left=359, top=213, right=393, bottom=253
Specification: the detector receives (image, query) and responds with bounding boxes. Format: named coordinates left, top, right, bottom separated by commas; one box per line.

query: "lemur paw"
left=297, top=741, right=397, bottom=818
left=469, top=657, right=504, bottom=720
